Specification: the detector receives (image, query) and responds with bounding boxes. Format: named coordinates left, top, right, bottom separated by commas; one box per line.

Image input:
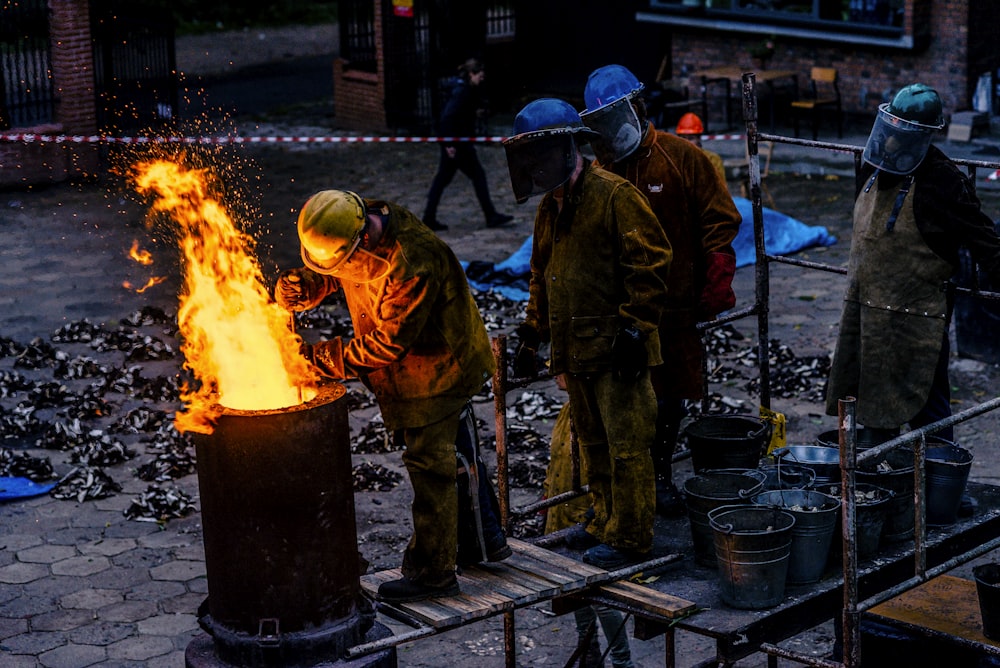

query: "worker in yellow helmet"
left=275, top=190, right=510, bottom=603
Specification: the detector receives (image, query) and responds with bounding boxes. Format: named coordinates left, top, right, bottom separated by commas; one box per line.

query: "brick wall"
left=0, top=0, right=98, bottom=188
left=671, top=0, right=973, bottom=123
left=334, top=0, right=388, bottom=131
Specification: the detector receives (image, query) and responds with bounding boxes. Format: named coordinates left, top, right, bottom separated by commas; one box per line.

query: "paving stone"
left=67, top=620, right=135, bottom=647
left=97, top=599, right=158, bottom=624
left=0, top=561, right=49, bottom=584
left=144, top=650, right=189, bottom=668
left=84, top=565, right=150, bottom=591
left=0, top=533, right=44, bottom=551
left=17, top=544, right=78, bottom=564
left=0, top=593, right=64, bottom=618
left=61, top=588, right=122, bottom=611
left=31, top=608, right=96, bottom=632
left=136, top=613, right=198, bottom=636
left=2, top=655, right=36, bottom=668
left=105, top=634, right=176, bottom=661
left=38, top=643, right=107, bottom=668
left=160, top=592, right=204, bottom=615
left=125, top=580, right=186, bottom=602
left=0, top=615, right=28, bottom=640
left=187, top=577, right=208, bottom=594
left=137, top=529, right=201, bottom=550
left=51, top=555, right=111, bottom=577
left=149, top=560, right=205, bottom=582
left=78, top=538, right=136, bottom=557
left=2, top=629, right=67, bottom=654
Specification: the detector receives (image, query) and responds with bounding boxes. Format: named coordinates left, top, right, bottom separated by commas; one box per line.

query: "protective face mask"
left=330, top=247, right=392, bottom=283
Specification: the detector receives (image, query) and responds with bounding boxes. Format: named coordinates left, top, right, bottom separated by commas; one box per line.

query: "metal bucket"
left=925, top=443, right=973, bottom=526
left=682, top=469, right=766, bottom=567
left=974, top=563, right=1000, bottom=641
left=757, top=463, right=816, bottom=491
left=709, top=505, right=795, bottom=609
left=771, top=445, right=841, bottom=485
left=752, top=489, right=840, bottom=585
left=818, top=483, right=894, bottom=559
left=684, top=414, right=771, bottom=473
left=857, top=447, right=915, bottom=543
left=815, top=427, right=894, bottom=450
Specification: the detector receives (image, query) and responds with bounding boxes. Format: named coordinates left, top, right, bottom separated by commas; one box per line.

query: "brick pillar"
left=334, top=0, right=389, bottom=131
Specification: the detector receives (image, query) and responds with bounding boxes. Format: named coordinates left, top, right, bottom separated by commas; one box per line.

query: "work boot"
left=565, top=523, right=601, bottom=550
left=655, top=479, right=686, bottom=517
left=582, top=544, right=650, bottom=570
left=377, top=573, right=460, bottom=603
left=579, top=634, right=604, bottom=667
left=486, top=213, right=514, bottom=228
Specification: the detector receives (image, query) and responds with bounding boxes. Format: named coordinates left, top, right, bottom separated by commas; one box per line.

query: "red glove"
left=699, top=252, right=736, bottom=318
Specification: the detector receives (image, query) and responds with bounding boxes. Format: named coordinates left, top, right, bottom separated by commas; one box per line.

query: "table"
left=690, top=66, right=799, bottom=132
left=565, top=481, right=1000, bottom=667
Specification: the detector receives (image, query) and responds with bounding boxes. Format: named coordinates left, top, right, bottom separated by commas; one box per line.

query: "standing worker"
left=826, top=83, right=1000, bottom=448
left=674, top=111, right=727, bottom=183
left=422, top=58, right=514, bottom=231
left=275, top=190, right=510, bottom=603
left=504, top=98, right=671, bottom=569
left=580, top=65, right=742, bottom=516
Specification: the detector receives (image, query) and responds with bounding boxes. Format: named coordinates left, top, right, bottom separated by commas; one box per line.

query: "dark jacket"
left=599, top=122, right=741, bottom=397
left=523, top=162, right=671, bottom=375
left=309, top=201, right=495, bottom=430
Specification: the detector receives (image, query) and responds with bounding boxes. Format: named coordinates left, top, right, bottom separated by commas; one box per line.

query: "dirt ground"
left=3, top=23, right=1000, bottom=668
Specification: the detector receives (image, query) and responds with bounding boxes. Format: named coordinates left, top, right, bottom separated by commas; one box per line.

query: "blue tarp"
left=0, top=477, right=55, bottom=502
left=464, top=197, right=837, bottom=301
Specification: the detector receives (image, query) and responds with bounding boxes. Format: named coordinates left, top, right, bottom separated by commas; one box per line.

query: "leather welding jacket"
left=523, top=162, right=671, bottom=374
left=597, top=122, right=741, bottom=397
left=309, top=201, right=495, bottom=431
left=826, top=145, right=1000, bottom=428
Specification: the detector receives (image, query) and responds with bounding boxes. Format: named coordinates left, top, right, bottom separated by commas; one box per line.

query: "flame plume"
left=132, top=159, right=318, bottom=434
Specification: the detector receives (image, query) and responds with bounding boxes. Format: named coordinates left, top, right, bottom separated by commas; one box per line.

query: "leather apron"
left=826, top=174, right=952, bottom=428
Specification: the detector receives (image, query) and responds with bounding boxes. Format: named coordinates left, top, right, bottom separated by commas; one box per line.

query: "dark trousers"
left=910, top=330, right=954, bottom=441
left=423, top=144, right=497, bottom=223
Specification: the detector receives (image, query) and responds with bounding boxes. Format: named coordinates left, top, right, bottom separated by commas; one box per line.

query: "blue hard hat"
left=583, top=64, right=644, bottom=113
left=511, top=98, right=598, bottom=140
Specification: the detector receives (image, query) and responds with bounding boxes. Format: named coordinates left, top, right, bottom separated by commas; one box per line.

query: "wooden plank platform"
left=359, top=538, right=693, bottom=631
left=867, top=574, right=1000, bottom=648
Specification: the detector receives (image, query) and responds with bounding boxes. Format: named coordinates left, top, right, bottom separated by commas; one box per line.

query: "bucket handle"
left=708, top=504, right=747, bottom=534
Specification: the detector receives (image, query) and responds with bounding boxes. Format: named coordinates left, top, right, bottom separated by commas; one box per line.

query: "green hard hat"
left=887, top=83, right=944, bottom=128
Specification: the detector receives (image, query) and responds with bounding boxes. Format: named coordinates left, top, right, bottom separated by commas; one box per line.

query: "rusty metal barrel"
left=186, top=382, right=392, bottom=667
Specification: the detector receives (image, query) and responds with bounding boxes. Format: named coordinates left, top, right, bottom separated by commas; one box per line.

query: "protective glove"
left=611, top=324, right=647, bottom=383
left=275, top=268, right=332, bottom=312
left=301, top=339, right=347, bottom=380
left=699, top=252, right=737, bottom=318
left=512, top=323, right=540, bottom=380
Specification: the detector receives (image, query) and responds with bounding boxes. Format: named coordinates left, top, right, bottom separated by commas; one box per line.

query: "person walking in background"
left=579, top=65, right=742, bottom=517
left=274, top=189, right=510, bottom=603
left=504, top=98, right=671, bottom=569
left=826, top=83, right=1000, bottom=454
left=422, top=58, right=514, bottom=232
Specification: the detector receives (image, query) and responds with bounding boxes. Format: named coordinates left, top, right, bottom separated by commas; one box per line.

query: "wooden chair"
left=791, top=67, right=843, bottom=140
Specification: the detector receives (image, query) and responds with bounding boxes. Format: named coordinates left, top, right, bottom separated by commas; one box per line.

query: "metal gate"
left=0, top=0, right=54, bottom=130
left=90, top=0, right=177, bottom=134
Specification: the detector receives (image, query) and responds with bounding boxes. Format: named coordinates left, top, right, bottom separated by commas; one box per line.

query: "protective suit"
left=277, top=194, right=503, bottom=601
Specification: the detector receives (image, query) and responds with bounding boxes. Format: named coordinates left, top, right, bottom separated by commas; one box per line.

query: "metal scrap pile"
left=0, top=307, right=195, bottom=521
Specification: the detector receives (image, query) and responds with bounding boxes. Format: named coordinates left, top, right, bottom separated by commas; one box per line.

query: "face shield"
left=580, top=95, right=643, bottom=164
left=301, top=220, right=392, bottom=283
left=862, top=104, right=937, bottom=175
left=503, top=131, right=578, bottom=204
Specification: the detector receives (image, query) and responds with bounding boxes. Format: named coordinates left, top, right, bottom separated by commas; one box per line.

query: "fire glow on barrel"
left=131, top=159, right=318, bottom=433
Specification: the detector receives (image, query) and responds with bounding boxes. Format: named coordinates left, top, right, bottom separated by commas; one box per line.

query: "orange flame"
left=131, top=159, right=318, bottom=434
left=128, top=240, right=154, bottom=265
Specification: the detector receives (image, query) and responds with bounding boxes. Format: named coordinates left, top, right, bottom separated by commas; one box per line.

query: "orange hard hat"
left=676, top=112, right=704, bottom=135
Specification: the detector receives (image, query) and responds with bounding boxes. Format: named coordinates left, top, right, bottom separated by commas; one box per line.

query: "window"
left=643, top=0, right=913, bottom=46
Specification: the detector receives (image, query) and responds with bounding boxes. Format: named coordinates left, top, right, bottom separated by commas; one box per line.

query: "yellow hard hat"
left=297, top=190, right=367, bottom=274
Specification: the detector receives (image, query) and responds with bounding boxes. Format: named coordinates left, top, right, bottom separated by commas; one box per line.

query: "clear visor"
left=862, top=105, right=936, bottom=175
left=304, top=242, right=391, bottom=283
left=300, top=230, right=362, bottom=275
left=503, top=131, right=577, bottom=204
left=580, top=96, right=643, bottom=164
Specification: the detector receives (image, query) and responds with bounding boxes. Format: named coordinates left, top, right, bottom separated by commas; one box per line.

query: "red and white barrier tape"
left=0, top=132, right=746, bottom=145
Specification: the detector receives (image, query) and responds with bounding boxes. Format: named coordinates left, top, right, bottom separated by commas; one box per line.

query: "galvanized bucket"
left=709, top=505, right=795, bottom=609
left=683, top=469, right=766, bottom=567
left=752, top=489, right=840, bottom=585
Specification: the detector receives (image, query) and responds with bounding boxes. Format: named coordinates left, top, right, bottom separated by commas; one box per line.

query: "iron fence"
left=0, top=0, right=54, bottom=130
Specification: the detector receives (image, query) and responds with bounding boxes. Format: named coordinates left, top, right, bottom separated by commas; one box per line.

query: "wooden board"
left=359, top=538, right=610, bottom=628
left=592, top=579, right=699, bottom=619
left=867, top=574, right=1000, bottom=647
